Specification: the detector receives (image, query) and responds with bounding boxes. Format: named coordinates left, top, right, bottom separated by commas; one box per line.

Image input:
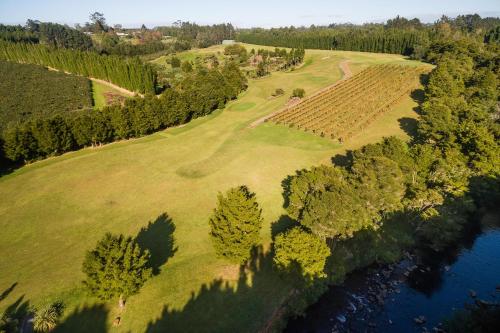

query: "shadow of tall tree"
left=0, top=293, right=30, bottom=333
left=398, top=117, right=419, bottom=137
left=271, top=215, right=298, bottom=240
left=135, top=213, right=177, bottom=275
left=53, top=304, right=108, bottom=333
left=0, top=282, right=17, bottom=302
left=145, top=246, right=293, bottom=333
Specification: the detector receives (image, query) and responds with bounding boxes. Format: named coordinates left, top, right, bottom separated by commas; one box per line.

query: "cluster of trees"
left=99, top=39, right=169, bottom=57
left=0, top=60, right=93, bottom=131
left=484, top=25, right=500, bottom=44
left=286, top=150, right=406, bottom=240
left=0, top=24, right=39, bottom=43
left=0, top=21, right=92, bottom=50
left=237, top=14, right=500, bottom=56
left=224, top=44, right=249, bottom=63
left=291, top=88, right=305, bottom=98
left=199, top=29, right=498, bottom=316
left=282, top=37, right=499, bottom=278
left=244, top=47, right=306, bottom=77
left=155, top=21, right=235, bottom=48
left=208, top=185, right=331, bottom=281
left=252, top=47, right=305, bottom=70
left=1, top=62, right=247, bottom=163
left=0, top=40, right=157, bottom=93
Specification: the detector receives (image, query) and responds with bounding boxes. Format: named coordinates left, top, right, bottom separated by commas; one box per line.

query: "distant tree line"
left=155, top=22, right=235, bottom=48
left=0, top=20, right=93, bottom=50
left=238, top=27, right=423, bottom=55
left=0, top=40, right=157, bottom=93
left=1, top=62, right=247, bottom=163
left=100, top=40, right=168, bottom=57
left=237, top=14, right=500, bottom=56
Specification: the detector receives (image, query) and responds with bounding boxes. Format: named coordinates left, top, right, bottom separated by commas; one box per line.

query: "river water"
left=285, top=214, right=500, bottom=333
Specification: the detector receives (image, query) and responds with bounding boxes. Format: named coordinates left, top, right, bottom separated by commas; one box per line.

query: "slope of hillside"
left=0, top=60, right=93, bottom=131
left=0, top=45, right=426, bottom=332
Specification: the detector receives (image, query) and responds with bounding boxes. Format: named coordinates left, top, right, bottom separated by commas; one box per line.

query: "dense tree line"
left=484, top=26, right=500, bottom=44
left=0, top=40, right=157, bottom=93
left=0, top=21, right=92, bottom=50
left=1, top=62, right=247, bottom=163
left=100, top=40, right=169, bottom=57
left=0, top=60, right=93, bottom=132
left=238, top=27, right=423, bottom=55
left=155, top=22, right=235, bottom=48
left=237, top=14, right=500, bottom=56
left=0, top=24, right=38, bottom=43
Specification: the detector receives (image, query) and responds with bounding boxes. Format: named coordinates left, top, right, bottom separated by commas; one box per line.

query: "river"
left=285, top=212, right=500, bottom=332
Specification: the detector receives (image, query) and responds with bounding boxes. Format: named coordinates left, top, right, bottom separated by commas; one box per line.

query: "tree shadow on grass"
left=53, top=304, right=109, bottom=333
left=135, top=213, right=178, bottom=275
left=0, top=293, right=30, bottom=332
left=271, top=215, right=299, bottom=240
left=145, top=246, right=293, bottom=333
left=2, top=295, right=30, bottom=319
left=410, top=88, right=425, bottom=109
left=331, top=151, right=354, bottom=168
left=398, top=117, right=419, bottom=137
left=0, top=159, right=22, bottom=178
left=0, top=282, right=17, bottom=302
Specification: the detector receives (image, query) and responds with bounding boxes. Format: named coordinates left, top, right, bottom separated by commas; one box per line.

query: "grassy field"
left=91, top=80, right=130, bottom=109
left=0, top=44, right=426, bottom=332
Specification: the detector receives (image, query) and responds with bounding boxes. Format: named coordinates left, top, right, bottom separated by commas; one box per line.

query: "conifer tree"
left=209, top=186, right=263, bottom=264
left=82, top=233, right=152, bottom=308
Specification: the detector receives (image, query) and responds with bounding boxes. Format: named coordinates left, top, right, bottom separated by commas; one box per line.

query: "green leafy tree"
left=274, top=227, right=330, bottom=280
left=291, top=88, right=305, bottom=98
left=89, top=12, right=107, bottom=33
left=256, top=61, right=268, bottom=77
left=286, top=166, right=371, bottom=239
left=209, top=186, right=263, bottom=264
left=350, top=156, right=405, bottom=216
left=82, top=233, right=152, bottom=308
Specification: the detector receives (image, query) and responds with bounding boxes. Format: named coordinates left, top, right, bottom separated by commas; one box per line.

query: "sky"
left=0, top=0, right=499, bottom=28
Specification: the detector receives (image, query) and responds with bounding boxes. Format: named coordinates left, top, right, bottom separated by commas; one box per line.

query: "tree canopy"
left=209, top=186, right=263, bottom=264
left=82, top=233, right=152, bottom=306
left=273, top=227, right=331, bottom=280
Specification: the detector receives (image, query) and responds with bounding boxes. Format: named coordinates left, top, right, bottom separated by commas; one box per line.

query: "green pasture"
left=0, top=46, right=426, bottom=332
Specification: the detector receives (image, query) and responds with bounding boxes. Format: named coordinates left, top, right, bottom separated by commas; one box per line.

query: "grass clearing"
left=0, top=45, right=425, bottom=332
left=91, top=80, right=130, bottom=109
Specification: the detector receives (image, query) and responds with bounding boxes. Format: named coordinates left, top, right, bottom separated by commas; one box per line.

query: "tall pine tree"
left=82, top=233, right=152, bottom=308
left=209, top=186, right=263, bottom=264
